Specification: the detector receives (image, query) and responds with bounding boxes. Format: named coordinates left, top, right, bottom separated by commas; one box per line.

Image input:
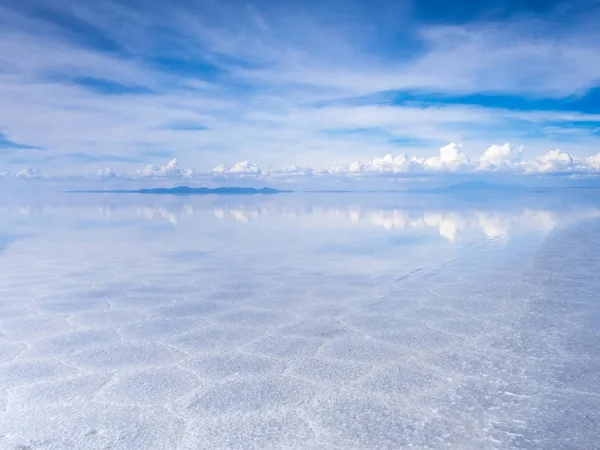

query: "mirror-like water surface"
left=1, top=192, right=599, bottom=449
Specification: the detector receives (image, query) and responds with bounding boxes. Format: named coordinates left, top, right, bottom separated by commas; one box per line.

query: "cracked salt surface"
left=1, top=192, right=600, bottom=449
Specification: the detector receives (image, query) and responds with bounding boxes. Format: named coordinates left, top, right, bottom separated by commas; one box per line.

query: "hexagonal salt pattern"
left=1, top=194, right=599, bottom=449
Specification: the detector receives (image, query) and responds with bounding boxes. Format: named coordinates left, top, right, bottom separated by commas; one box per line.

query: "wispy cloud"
left=0, top=0, right=599, bottom=175
left=0, top=132, right=43, bottom=150
left=0, top=168, right=43, bottom=178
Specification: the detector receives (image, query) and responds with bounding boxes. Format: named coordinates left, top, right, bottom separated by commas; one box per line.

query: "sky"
left=1, top=0, right=600, bottom=181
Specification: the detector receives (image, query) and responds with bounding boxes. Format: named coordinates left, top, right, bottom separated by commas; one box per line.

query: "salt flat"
left=0, top=192, right=599, bottom=449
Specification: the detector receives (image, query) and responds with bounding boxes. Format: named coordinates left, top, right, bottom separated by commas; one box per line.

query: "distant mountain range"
left=73, top=186, right=290, bottom=195
left=70, top=181, right=544, bottom=196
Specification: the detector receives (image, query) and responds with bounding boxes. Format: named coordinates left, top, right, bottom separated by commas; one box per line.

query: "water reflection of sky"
left=210, top=206, right=568, bottom=242
left=1, top=192, right=600, bottom=448
left=2, top=192, right=598, bottom=243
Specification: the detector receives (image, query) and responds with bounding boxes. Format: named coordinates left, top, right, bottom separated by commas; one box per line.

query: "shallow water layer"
left=0, top=192, right=599, bottom=449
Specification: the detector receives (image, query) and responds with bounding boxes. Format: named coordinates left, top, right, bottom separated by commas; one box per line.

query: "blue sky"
left=1, top=0, right=600, bottom=178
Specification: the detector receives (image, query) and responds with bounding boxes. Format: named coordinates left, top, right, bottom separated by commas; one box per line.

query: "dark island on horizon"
left=71, top=186, right=291, bottom=195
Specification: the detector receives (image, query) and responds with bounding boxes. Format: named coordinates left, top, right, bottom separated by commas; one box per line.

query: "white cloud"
left=330, top=144, right=473, bottom=175
left=529, top=149, right=584, bottom=173
left=85, top=144, right=600, bottom=182
left=136, top=159, right=194, bottom=178
left=267, top=166, right=314, bottom=177
left=326, top=144, right=600, bottom=177
left=411, top=22, right=600, bottom=98
left=16, top=168, right=42, bottom=178
left=211, top=164, right=227, bottom=174
left=370, top=155, right=412, bottom=173
left=230, top=161, right=261, bottom=175
left=329, top=160, right=364, bottom=175
left=97, top=167, right=117, bottom=177
left=0, top=168, right=43, bottom=178
left=1, top=2, right=600, bottom=176
left=363, top=154, right=424, bottom=174
left=212, top=161, right=262, bottom=177
left=423, top=143, right=470, bottom=171
left=586, top=152, right=600, bottom=170
left=478, top=143, right=523, bottom=170
left=333, top=145, right=600, bottom=176
left=327, top=143, right=503, bottom=176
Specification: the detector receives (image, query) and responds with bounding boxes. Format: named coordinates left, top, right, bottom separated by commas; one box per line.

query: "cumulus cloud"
left=136, top=159, right=194, bottom=178
left=90, top=160, right=194, bottom=179
left=329, top=143, right=474, bottom=175
left=587, top=153, right=600, bottom=170
left=212, top=161, right=262, bottom=177
left=329, top=160, right=364, bottom=174
left=81, top=145, right=600, bottom=182
left=423, top=143, right=470, bottom=171
left=97, top=167, right=117, bottom=177
left=529, top=149, right=584, bottom=173
left=478, top=143, right=523, bottom=170
left=329, top=154, right=426, bottom=175
left=326, top=144, right=600, bottom=177
left=267, top=166, right=314, bottom=177
left=370, top=154, right=422, bottom=173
